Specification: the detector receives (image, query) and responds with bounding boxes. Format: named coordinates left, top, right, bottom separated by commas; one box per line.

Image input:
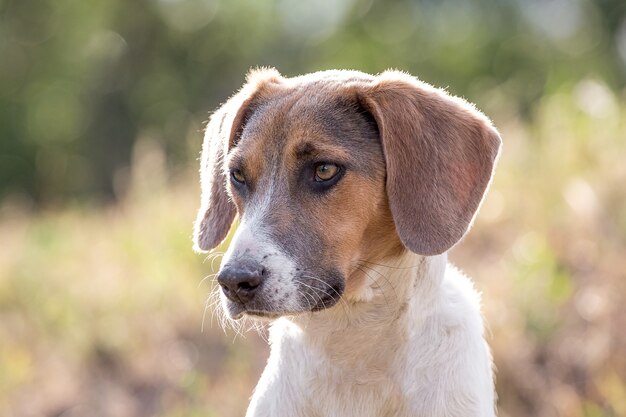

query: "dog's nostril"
left=217, top=261, right=265, bottom=303
left=237, top=280, right=259, bottom=291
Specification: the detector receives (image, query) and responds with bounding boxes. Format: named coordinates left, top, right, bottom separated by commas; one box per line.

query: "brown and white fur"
left=194, top=68, right=501, bottom=417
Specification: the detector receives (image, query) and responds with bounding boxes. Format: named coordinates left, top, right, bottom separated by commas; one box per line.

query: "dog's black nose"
left=217, top=261, right=265, bottom=303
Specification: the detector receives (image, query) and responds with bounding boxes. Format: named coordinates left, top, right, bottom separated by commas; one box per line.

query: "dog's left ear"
left=194, top=68, right=282, bottom=252
left=359, top=71, right=501, bottom=255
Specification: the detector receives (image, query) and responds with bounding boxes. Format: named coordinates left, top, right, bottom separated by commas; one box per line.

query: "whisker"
left=299, top=275, right=352, bottom=320
left=202, top=285, right=224, bottom=333
left=203, top=251, right=224, bottom=265
left=353, top=264, right=396, bottom=311
left=209, top=253, right=224, bottom=273
left=198, top=272, right=218, bottom=289
left=297, top=281, right=329, bottom=308
left=295, top=289, right=314, bottom=331
left=201, top=297, right=210, bottom=333
left=353, top=262, right=401, bottom=305
left=297, top=288, right=314, bottom=312
left=354, top=259, right=424, bottom=270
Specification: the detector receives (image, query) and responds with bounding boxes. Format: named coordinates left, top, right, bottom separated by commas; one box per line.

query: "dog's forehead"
left=236, top=88, right=357, bottom=163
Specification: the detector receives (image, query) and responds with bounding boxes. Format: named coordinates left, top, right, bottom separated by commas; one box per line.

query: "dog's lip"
left=225, top=301, right=283, bottom=320
left=229, top=308, right=290, bottom=320
left=244, top=310, right=284, bottom=319
left=226, top=302, right=310, bottom=320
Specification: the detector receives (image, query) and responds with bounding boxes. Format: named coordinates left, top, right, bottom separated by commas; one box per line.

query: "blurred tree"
left=0, top=0, right=624, bottom=205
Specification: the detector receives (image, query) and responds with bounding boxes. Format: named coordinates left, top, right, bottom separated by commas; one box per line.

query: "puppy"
left=194, top=68, right=501, bottom=417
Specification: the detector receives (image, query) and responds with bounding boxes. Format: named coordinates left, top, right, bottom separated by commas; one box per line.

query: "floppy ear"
left=360, top=71, right=501, bottom=256
left=193, top=68, right=282, bottom=252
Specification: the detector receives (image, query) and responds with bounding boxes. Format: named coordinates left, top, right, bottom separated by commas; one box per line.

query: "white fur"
left=245, top=252, right=495, bottom=417
left=220, top=216, right=301, bottom=317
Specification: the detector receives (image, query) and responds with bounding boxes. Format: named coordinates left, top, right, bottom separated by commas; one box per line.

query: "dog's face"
left=194, top=69, right=501, bottom=320
left=216, top=82, right=401, bottom=318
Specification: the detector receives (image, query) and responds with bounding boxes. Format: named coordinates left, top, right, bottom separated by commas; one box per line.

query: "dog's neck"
left=270, top=251, right=447, bottom=363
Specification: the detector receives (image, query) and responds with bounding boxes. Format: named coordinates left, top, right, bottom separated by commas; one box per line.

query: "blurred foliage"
left=1, top=0, right=626, bottom=417
left=1, top=0, right=626, bottom=204
left=0, top=158, right=268, bottom=417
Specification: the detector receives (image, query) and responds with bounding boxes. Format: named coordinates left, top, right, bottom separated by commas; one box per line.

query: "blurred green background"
left=1, top=0, right=625, bottom=416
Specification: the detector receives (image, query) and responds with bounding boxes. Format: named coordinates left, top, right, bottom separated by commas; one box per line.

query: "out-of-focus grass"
left=0, top=142, right=267, bottom=417
left=453, top=81, right=626, bottom=417
left=1, top=83, right=625, bottom=417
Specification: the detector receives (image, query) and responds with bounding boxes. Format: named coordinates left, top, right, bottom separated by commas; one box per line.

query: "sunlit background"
left=1, top=0, right=625, bottom=416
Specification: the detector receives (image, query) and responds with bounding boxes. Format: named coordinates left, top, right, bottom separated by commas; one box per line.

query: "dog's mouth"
left=236, top=310, right=284, bottom=320
left=222, top=281, right=344, bottom=320
left=225, top=304, right=316, bottom=321
left=224, top=300, right=343, bottom=321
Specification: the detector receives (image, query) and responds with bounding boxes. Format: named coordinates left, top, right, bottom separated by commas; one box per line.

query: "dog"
left=194, top=68, right=501, bottom=417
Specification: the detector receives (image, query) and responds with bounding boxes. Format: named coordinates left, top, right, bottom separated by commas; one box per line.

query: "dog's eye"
left=231, top=169, right=245, bottom=184
left=314, top=163, right=339, bottom=182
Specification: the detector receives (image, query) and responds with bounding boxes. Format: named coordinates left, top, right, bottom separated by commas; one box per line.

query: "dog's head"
left=194, top=69, right=500, bottom=319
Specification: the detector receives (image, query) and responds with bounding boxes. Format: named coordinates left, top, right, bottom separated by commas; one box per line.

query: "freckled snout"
left=217, top=260, right=265, bottom=304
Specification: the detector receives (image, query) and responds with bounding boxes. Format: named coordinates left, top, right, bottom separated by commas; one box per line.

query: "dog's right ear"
left=193, top=68, right=282, bottom=252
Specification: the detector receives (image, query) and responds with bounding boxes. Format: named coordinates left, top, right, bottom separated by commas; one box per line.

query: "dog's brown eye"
left=231, top=169, right=245, bottom=184
left=314, top=163, right=339, bottom=182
